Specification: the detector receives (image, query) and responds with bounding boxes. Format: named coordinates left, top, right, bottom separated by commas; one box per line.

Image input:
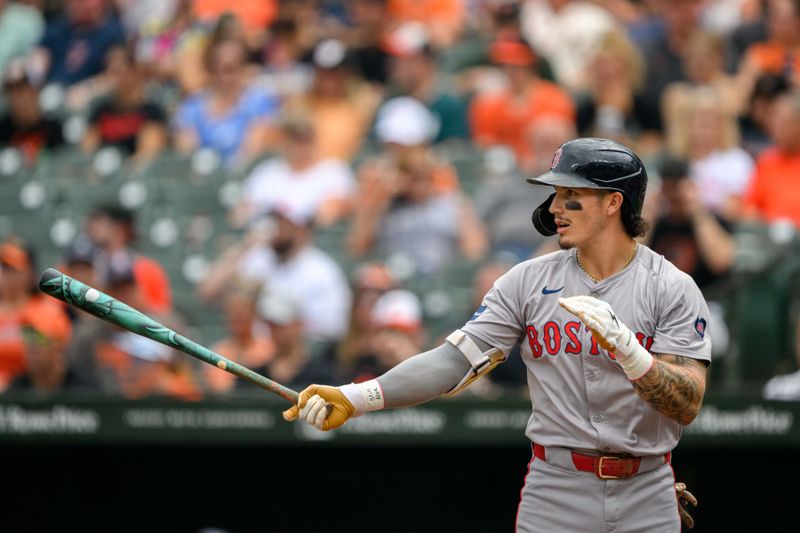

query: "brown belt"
left=533, top=443, right=671, bottom=480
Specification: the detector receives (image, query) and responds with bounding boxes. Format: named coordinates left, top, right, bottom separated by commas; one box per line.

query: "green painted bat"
left=38, top=268, right=299, bottom=404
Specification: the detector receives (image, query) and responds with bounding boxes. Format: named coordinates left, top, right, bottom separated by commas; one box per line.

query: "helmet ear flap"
left=531, top=193, right=557, bottom=236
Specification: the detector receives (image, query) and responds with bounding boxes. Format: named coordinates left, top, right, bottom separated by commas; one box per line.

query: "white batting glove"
left=559, top=295, right=653, bottom=380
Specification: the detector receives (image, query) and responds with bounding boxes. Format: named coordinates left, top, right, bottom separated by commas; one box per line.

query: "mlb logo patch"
left=694, top=318, right=707, bottom=339
left=470, top=305, right=487, bottom=321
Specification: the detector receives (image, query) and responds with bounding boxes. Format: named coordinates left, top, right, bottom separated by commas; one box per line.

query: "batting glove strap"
left=614, top=328, right=654, bottom=381
left=340, top=379, right=385, bottom=415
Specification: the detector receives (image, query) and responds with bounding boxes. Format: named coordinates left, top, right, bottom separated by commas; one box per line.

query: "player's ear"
left=605, top=191, right=624, bottom=216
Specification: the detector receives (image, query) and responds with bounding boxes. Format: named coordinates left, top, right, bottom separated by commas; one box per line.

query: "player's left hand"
left=675, top=482, right=698, bottom=529
left=559, top=295, right=632, bottom=353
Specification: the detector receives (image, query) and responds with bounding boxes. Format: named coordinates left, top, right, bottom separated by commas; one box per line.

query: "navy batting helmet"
left=527, top=138, right=648, bottom=236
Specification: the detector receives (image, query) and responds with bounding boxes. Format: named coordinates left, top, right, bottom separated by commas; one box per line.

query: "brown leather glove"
left=675, top=482, right=698, bottom=529
left=282, top=384, right=355, bottom=431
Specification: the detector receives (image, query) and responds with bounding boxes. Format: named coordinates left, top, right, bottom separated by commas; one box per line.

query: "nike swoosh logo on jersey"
left=542, top=286, right=564, bottom=295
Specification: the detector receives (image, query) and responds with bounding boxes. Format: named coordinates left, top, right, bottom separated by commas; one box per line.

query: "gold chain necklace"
left=576, top=242, right=638, bottom=283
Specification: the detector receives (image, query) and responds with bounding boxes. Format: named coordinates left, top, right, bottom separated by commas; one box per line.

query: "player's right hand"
left=282, top=385, right=355, bottom=431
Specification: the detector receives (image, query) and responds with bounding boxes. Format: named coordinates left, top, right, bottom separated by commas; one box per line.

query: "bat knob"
left=38, top=268, right=64, bottom=292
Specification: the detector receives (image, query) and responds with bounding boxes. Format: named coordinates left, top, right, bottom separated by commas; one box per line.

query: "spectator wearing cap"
left=0, top=241, right=72, bottom=391
left=257, top=289, right=336, bottom=391
left=349, top=96, right=488, bottom=276
left=60, top=234, right=101, bottom=289
left=173, top=37, right=280, bottom=169
left=204, top=281, right=275, bottom=395
left=0, top=61, right=64, bottom=166
left=382, top=22, right=470, bottom=143
left=60, top=235, right=108, bottom=388
left=199, top=207, right=352, bottom=342
left=347, top=288, right=425, bottom=383
left=282, top=38, right=381, bottom=161
left=6, top=303, right=80, bottom=394
left=0, top=0, right=44, bottom=86
left=86, top=204, right=172, bottom=315
left=469, top=38, right=575, bottom=171
left=233, top=112, right=357, bottom=229
left=81, top=45, right=168, bottom=168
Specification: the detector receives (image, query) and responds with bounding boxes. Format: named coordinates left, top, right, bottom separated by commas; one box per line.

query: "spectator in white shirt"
left=199, top=204, right=352, bottom=342
left=233, top=114, right=357, bottom=229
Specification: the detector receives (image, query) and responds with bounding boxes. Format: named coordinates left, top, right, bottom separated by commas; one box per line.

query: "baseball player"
left=284, top=138, right=709, bottom=532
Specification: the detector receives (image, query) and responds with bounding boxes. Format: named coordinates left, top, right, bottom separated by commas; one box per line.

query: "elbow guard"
left=444, top=329, right=505, bottom=396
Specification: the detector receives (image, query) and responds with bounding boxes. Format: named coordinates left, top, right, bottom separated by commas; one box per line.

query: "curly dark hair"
left=621, top=199, right=649, bottom=238
left=595, top=190, right=649, bottom=238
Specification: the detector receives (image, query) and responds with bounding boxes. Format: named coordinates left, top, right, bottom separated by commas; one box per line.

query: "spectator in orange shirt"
left=7, top=303, right=78, bottom=394
left=387, top=0, right=465, bottom=49
left=193, top=0, right=276, bottom=47
left=737, top=0, right=800, bottom=103
left=469, top=38, right=575, bottom=171
left=204, top=281, right=275, bottom=394
left=86, top=205, right=172, bottom=314
left=0, top=241, right=72, bottom=391
left=93, top=259, right=199, bottom=400
left=742, top=90, right=800, bottom=227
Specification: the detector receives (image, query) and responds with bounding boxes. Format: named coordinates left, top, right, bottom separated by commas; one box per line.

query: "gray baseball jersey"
left=462, top=244, right=712, bottom=456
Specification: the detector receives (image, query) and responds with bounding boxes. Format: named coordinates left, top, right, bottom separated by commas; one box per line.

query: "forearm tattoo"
left=632, top=354, right=707, bottom=425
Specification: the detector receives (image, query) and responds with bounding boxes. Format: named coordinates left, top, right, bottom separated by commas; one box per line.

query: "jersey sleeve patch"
left=694, top=317, right=707, bottom=339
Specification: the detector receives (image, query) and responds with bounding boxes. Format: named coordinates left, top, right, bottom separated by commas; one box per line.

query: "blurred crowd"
left=1, top=0, right=800, bottom=400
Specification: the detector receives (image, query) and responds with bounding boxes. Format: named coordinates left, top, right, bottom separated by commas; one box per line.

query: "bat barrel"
left=38, top=268, right=299, bottom=404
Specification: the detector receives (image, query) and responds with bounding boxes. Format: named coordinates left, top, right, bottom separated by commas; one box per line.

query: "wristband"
left=614, top=328, right=654, bottom=381
left=340, top=379, right=385, bottom=415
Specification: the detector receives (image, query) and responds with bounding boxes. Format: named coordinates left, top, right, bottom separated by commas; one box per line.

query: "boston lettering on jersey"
left=525, top=321, right=654, bottom=360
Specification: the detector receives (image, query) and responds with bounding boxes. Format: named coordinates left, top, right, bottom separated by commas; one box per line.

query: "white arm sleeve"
left=376, top=334, right=494, bottom=409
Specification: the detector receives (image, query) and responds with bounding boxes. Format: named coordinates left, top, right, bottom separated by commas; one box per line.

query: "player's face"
left=548, top=186, right=607, bottom=249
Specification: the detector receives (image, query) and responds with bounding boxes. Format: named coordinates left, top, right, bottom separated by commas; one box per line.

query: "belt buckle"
left=595, top=456, right=621, bottom=479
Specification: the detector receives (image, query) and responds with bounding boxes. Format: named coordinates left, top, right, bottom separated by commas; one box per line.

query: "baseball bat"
left=38, top=268, right=299, bottom=405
